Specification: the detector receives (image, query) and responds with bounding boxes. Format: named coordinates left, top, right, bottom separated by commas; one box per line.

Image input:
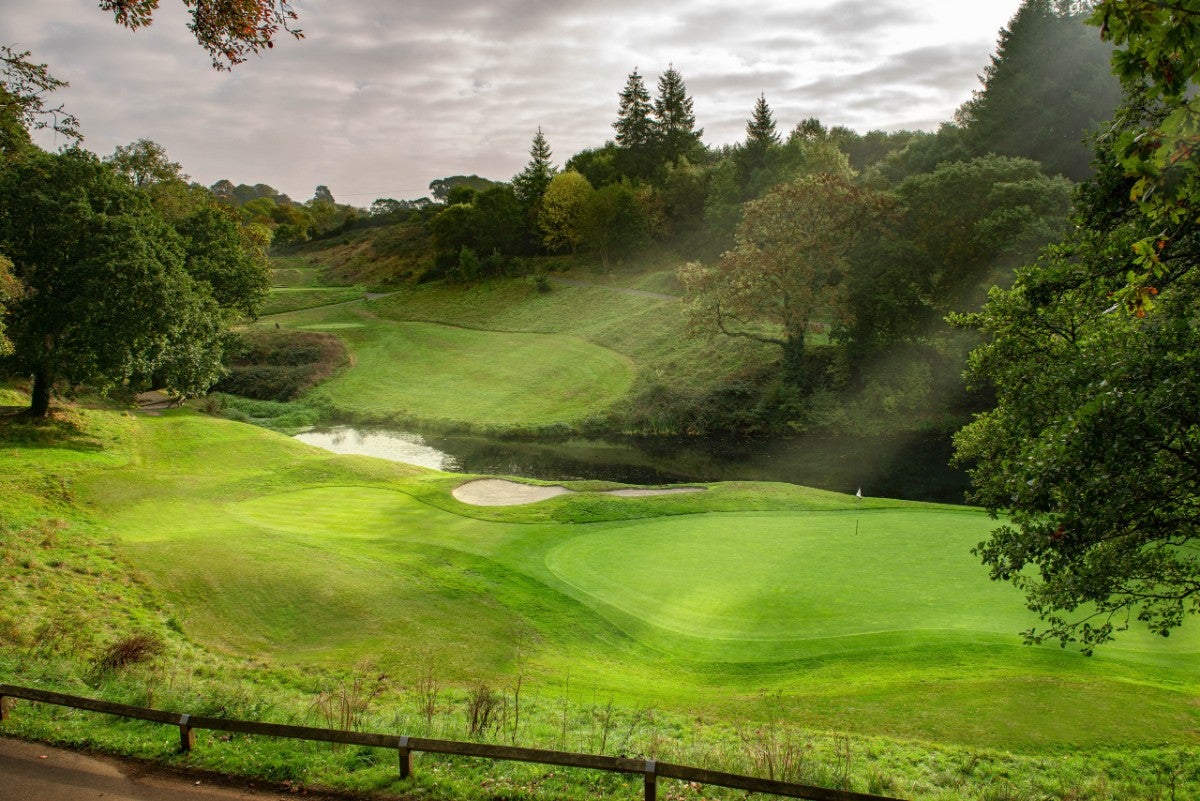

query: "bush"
left=91, top=631, right=164, bottom=674
left=215, top=330, right=348, bottom=402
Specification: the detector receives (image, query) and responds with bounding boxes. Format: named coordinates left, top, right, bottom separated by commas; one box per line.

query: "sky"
left=4, top=0, right=1026, bottom=205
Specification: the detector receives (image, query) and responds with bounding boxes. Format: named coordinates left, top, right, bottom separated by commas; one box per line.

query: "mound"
left=451, top=478, right=705, bottom=506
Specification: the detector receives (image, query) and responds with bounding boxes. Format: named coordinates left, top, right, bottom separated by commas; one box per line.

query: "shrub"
left=91, top=632, right=164, bottom=674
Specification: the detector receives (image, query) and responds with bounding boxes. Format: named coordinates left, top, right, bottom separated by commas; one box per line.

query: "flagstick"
left=855, top=487, right=862, bottom=535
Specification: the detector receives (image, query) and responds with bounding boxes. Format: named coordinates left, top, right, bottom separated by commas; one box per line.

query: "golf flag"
left=856, top=487, right=863, bottom=499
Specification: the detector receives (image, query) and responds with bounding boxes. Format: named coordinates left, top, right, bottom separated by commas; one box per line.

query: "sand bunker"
left=452, top=478, right=705, bottom=506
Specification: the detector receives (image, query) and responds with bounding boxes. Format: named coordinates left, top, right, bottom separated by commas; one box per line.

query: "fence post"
left=644, top=759, right=657, bottom=801
left=398, top=736, right=413, bottom=779
left=178, top=713, right=195, bottom=752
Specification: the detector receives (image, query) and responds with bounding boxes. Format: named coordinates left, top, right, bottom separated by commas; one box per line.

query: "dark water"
left=296, top=427, right=970, bottom=504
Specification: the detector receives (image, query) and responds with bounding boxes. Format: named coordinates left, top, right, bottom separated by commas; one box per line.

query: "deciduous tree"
left=0, top=148, right=225, bottom=415
left=539, top=171, right=595, bottom=253
left=680, top=174, right=894, bottom=385
left=954, top=2, right=1200, bottom=649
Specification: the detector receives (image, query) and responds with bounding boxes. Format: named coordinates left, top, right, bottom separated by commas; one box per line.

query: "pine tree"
left=956, top=0, right=1121, bottom=180
left=512, top=127, right=556, bottom=208
left=736, top=94, right=781, bottom=186
left=653, top=65, right=703, bottom=165
left=745, top=94, right=780, bottom=150
left=613, top=69, right=657, bottom=178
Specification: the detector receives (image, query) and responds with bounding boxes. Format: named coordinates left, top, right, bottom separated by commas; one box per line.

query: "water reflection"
left=294, top=427, right=459, bottom=471
left=295, top=425, right=970, bottom=505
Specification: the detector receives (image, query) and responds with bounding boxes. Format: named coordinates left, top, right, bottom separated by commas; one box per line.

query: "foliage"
left=539, top=171, right=595, bottom=253
left=0, top=254, right=19, bottom=356
left=429, top=175, right=500, bottom=203
left=0, top=46, right=81, bottom=145
left=106, top=138, right=184, bottom=189
left=954, top=2, right=1200, bottom=648
left=680, top=174, right=895, bottom=385
left=98, top=0, right=303, bottom=70
left=0, top=148, right=227, bottom=415
left=175, top=206, right=270, bottom=316
left=1090, top=0, right=1200, bottom=314
left=955, top=225, right=1200, bottom=650
left=586, top=181, right=649, bottom=268
left=215, top=329, right=347, bottom=402
left=957, top=0, right=1122, bottom=181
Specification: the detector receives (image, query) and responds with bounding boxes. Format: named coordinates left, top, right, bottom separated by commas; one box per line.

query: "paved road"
left=0, top=737, right=360, bottom=801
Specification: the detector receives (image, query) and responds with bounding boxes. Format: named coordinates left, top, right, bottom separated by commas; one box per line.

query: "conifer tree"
left=956, top=0, right=1120, bottom=180
left=613, top=69, right=657, bottom=178
left=745, top=94, right=780, bottom=149
left=512, top=127, right=556, bottom=208
left=737, top=94, right=781, bottom=180
left=653, top=65, right=703, bottom=165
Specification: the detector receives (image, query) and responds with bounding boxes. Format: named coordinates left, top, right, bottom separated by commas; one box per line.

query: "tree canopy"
left=0, top=148, right=226, bottom=415
left=954, top=1, right=1200, bottom=649
left=680, top=174, right=895, bottom=385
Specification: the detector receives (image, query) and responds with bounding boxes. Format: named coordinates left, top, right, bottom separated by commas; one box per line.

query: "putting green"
left=546, top=510, right=1200, bottom=662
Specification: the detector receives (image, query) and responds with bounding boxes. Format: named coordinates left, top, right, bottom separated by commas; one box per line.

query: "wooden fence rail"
left=0, top=683, right=906, bottom=801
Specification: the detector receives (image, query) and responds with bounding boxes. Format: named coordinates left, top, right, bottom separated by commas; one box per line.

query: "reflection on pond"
left=294, top=427, right=459, bottom=471
left=296, top=425, right=971, bottom=505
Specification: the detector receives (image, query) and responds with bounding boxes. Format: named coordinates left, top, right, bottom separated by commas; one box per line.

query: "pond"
left=294, top=426, right=972, bottom=504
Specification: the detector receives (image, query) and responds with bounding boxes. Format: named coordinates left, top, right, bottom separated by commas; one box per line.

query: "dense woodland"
left=3, top=0, right=1200, bottom=649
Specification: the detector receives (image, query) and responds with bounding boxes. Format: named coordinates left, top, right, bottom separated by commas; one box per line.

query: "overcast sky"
left=5, top=0, right=1025, bottom=205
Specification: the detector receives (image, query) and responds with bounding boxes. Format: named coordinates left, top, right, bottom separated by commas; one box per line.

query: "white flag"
left=855, top=487, right=863, bottom=499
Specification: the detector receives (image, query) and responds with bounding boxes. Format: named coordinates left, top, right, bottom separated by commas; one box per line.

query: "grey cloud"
left=3, top=0, right=1019, bottom=202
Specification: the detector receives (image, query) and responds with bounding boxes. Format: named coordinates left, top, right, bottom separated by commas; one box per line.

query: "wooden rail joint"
left=644, top=758, right=658, bottom=801
left=178, top=713, right=195, bottom=752
left=398, top=735, right=413, bottom=779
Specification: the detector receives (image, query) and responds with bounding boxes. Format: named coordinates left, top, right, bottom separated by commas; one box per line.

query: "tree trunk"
left=781, top=333, right=807, bottom=387
left=29, top=365, right=53, bottom=417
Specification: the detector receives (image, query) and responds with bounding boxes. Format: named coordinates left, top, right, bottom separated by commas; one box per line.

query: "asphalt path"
left=0, top=737, right=363, bottom=801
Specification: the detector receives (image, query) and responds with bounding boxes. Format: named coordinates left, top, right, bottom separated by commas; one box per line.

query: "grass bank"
left=246, top=252, right=778, bottom=435
left=2, top=395, right=1198, bottom=799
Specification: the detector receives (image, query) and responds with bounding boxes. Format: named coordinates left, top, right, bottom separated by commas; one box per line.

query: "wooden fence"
left=0, top=683, right=906, bottom=801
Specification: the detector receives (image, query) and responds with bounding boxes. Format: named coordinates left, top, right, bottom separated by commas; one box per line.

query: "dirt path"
left=0, top=737, right=361, bottom=801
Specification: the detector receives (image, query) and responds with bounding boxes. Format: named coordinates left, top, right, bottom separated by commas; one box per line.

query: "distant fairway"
left=57, top=410, right=1199, bottom=752
left=269, top=304, right=636, bottom=428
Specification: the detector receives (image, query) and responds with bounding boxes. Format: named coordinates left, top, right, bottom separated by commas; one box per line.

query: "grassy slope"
left=270, top=302, right=636, bottom=429
left=10, top=404, right=1191, bottom=754
left=254, top=247, right=775, bottom=433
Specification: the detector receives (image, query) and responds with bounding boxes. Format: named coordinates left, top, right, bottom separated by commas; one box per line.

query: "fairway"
left=273, top=304, right=636, bottom=427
